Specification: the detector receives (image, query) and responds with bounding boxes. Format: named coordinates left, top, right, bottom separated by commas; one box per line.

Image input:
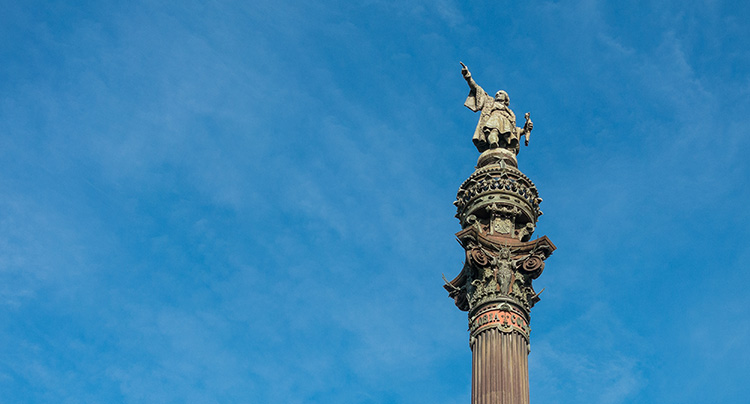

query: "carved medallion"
left=492, top=218, right=513, bottom=234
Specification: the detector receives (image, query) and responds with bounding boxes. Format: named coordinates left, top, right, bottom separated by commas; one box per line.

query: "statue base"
left=477, top=148, right=517, bottom=169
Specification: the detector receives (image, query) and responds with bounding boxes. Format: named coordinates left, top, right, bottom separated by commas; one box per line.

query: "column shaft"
left=471, top=329, right=529, bottom=404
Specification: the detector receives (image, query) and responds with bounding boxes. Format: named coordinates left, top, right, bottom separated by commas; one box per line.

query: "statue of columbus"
left=461, top=62, right=533, bottom=154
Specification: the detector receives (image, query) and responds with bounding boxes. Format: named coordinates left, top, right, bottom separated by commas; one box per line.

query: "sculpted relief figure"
left=461, top=62, right=533, bottom=154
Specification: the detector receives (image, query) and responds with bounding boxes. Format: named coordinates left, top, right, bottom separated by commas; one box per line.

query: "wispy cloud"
left=530, top=303, right=646, bottom=404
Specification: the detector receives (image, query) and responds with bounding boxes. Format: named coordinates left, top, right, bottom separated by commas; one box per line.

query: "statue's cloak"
left=465, top=84, right=516, bottom=151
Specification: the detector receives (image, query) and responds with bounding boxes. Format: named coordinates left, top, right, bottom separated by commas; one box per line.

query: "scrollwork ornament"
left=470, top=248, right=490, bottom=267
left=521, top=255, right=545, bottom=277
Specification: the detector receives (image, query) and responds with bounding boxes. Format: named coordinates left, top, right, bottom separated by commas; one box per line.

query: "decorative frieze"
left=469, top=304, right=530, bottom=339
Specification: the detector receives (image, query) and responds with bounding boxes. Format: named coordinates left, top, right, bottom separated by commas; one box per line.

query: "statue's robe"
left=465, top=84, right=518, bottom=152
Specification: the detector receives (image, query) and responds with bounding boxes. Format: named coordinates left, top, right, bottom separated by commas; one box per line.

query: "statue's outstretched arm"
left=460, top=62, right=479, bottom=90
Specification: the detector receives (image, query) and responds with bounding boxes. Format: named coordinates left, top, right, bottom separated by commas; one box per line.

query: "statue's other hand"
left=527, top=121, right=533, bottom=131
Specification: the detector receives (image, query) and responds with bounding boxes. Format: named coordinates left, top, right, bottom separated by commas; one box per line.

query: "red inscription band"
left=470, top=309, right=528, bottom=335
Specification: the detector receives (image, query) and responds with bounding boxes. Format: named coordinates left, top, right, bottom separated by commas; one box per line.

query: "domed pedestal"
left=477, top=148, right=518, bottom=169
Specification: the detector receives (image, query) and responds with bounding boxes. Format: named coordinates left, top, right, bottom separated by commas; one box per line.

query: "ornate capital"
left=445, top=145, right=555, bottom=319
left=445, top=227, right=555, bottom=315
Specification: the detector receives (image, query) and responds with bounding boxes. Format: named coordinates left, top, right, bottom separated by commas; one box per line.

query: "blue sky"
left=1, top=1, right=749, bottom=403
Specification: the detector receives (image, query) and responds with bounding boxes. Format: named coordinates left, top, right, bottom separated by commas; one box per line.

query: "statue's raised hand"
left=460, top=62, right=471, bottom=79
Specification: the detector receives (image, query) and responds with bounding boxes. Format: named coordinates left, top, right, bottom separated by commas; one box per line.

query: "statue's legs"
left=487, top=129, right=500, bottom=149
left=504, top=132, right=520, bottom=155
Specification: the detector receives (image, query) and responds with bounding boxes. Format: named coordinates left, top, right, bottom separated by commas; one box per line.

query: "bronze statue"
left=460, top=62, right=533, bottom=154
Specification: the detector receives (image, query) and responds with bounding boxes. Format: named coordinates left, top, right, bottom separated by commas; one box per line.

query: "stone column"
left=470, top=302, right=531, bottom=404
left=445, top=148, right=555, bottom=404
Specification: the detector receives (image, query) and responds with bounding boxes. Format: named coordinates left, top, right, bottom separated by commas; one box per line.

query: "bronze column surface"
left=444, top=63, right=555, bottom=404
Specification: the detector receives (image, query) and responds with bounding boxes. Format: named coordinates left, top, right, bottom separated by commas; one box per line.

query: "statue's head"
left=494, top=90, right=509, bottom=106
